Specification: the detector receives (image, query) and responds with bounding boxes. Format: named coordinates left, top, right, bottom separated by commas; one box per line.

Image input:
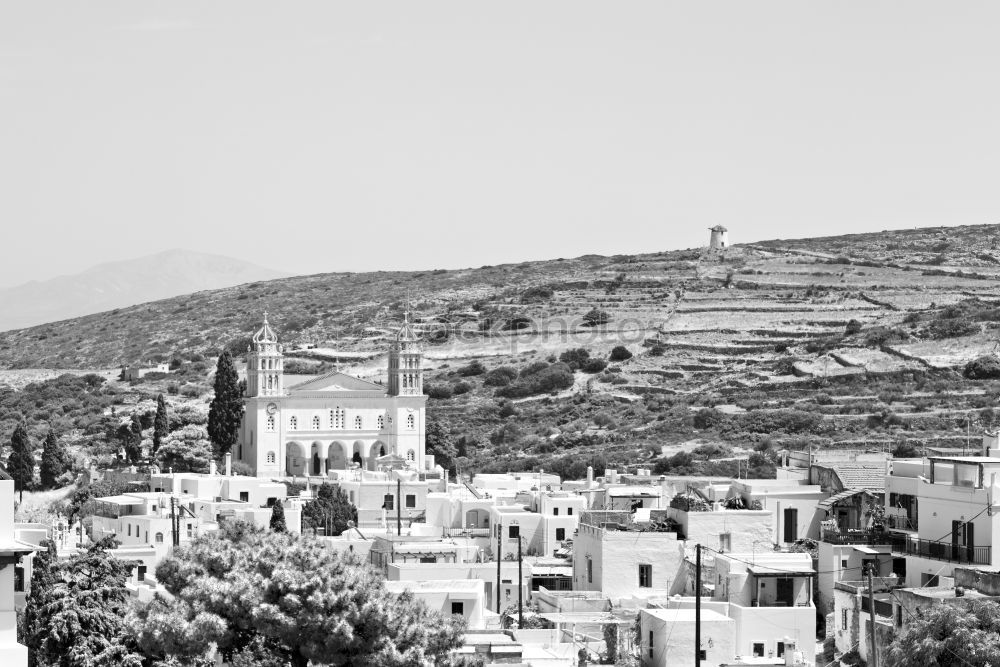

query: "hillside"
left=0, top=248, right=287, bottom=333
left=4, top=223, right=1000, bottom=476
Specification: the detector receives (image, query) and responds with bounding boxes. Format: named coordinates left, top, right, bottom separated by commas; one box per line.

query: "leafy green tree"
left=426, top=416, right=457, bottom=472
left=302, top=483, right=357, bottom=535
left=208, top=351, right=244, bottom=457
left=882, top=600, right=1000, bottom=667
left=558, top=348, right=590, bottom=370
left=24, top=538, right=144, bottom=667
left=609, top=345, right=633, bottom=361
left=156, top=425, right=212, bottom=473
left=39, top=430, right=71, bottom=489
left=582, top=308, right=610, bottom=327
left=269, top=500, right=287, bottom=533
left=132, top=523, right=464, bottom=667
left=153, top=394, right=169, bottom=454
left=8, top=423, right=35, bottom=502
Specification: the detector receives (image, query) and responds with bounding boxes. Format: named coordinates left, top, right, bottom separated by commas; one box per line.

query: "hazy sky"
left=2, top=1, right=998, bottom=288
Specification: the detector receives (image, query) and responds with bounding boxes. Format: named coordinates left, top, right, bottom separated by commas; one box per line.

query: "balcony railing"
left=444, top=527, right=490, bottom=538
left=892, top=536, right=992, bottom=566
left=820, top=528, right=894, bottom=546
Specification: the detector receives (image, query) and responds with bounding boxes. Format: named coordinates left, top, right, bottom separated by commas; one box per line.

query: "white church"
left=236, top=313, right=428, bottom=477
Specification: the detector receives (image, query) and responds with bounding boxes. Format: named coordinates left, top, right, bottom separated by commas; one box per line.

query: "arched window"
left=377, top=414, right=385, bottom=429
left=290, top=416, right=298, bottom=430
left=407, top=414, right=415, bottom=429
left=355, top=415, right=363, bottom=429
left=266, top=451, right=276, bottom=464
left=127, top=525, right=132, bottom=537
left=266, top=415, right=275, bottom=432
left=407, top=449, right=415, bottom=462
left=155, top=532, right=163, bottom=543
left=312, top=415, right=321, bottom=430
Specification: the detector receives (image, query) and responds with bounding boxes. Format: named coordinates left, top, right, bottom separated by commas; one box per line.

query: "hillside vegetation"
left=4, top=223, right=1000, bottom=476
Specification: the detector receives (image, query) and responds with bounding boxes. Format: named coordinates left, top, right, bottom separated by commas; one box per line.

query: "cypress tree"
left=269, top=500, right=287, bottom=533
left=153, top=394, right=169, bottom=454
left=120, top=414, right=143, bottom=464
left=39, top=430, right=70, bottom=489
left=8, top=423, right=35, bottom=502
left=208, top=351, right=244, bottom=457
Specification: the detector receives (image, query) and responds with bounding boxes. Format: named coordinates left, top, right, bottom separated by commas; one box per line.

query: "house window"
left=638, top=564, right=652, bottom=588
left=127, top=525, right=131, bottom=537
left=378, top=414, right=385, bottom=429
left=567, top=507, right=573, bottom=516
left=556, top=528, right=566, bottom=541
left=587, top=558, right=593, bottom=584
left=777, top=642, right=785, bottom=658
left=240, top=492, right=249, bottom=502
left=267, top=451, right=276, bottom=464
left=451, top=601, right=464, bottom=616
left=648, top=630, right=653, bottom=658
left=312, top=415, right=321, bottom=430
left=508, top=525, right=519, bottom=539
left=752, top=642, right=765, bottom=657
left=406, top=494, right=416, bottom=508
left=187, top=523, right=193, bottom=538
left=842, top=609, right=848, bottom=630
left=155, top=532, right=164, bottom=543
left=553, top=507, right=559, bottom=516
left=137, top=565, right=147, bottom=582
left=719, top=533, right=731, bottom=552
left=290, top=416, right=298, bottom=430
left=383, top=494, right=394, bottom=511
left=841, top=559, right=849, bottom=569
left=407, top=414, right=415, bottom=429
left=355, top=415, right=363, bottom=429
left=266, top=415, right=275, bottom=432
left=407, top=449, right=415, bottom=462
left=14, top=566, right=24, bottom=593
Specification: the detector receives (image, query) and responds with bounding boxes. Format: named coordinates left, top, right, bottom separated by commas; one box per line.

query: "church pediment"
left=287, top=371, right=386, bottom=394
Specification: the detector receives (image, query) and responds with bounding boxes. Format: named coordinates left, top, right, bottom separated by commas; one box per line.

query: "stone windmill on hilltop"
left=709, top=225, right=729, bottom=250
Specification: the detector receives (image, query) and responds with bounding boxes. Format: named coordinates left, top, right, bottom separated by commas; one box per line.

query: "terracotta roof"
left=824, top=463, right=886, bottom=491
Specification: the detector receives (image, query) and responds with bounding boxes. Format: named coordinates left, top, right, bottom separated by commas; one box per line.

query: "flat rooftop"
left=645, top=608, right=731, bottom=623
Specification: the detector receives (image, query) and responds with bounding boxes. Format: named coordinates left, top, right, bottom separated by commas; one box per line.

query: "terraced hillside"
left=4, top=224, right=1000, bottom=475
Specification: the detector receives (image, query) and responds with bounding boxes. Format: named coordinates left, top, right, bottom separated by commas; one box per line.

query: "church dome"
left=252, top=312, right=278, bottom=345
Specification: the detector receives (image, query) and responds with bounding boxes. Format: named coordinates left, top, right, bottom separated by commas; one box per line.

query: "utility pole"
left=695, top=544, right=701, bottom=666
left=867, top=566, right=879, bottom=667
left=170, top=497, right=179, bottom=547
left=396, top=478, right=402, bottom=536
left=517, top=537, right=524, bottom=629
left=496, top=528, right=503, bottom=613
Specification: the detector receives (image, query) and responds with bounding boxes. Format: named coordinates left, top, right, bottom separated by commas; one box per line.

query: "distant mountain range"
left=0, top=249, right=288, bottom=333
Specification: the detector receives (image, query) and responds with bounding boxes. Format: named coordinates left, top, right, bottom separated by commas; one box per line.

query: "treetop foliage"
left=136, top=523, right=464, bottom=667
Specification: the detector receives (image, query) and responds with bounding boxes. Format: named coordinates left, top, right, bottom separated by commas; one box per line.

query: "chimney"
left=225, top=453, right=232, bottom=477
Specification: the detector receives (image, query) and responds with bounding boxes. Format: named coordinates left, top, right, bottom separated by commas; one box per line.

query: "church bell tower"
left=246, top=312, right=283, bottom=397
left=387, top=312, right=422, bottom=396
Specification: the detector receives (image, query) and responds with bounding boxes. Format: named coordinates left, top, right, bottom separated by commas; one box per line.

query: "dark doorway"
left=784, top=508, right=798, bottom=542
left=352, top=451, right=362, bottom=465
left=776, top=577, right=794, bottom=606
left=312, top=453, right=320, bottom=475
